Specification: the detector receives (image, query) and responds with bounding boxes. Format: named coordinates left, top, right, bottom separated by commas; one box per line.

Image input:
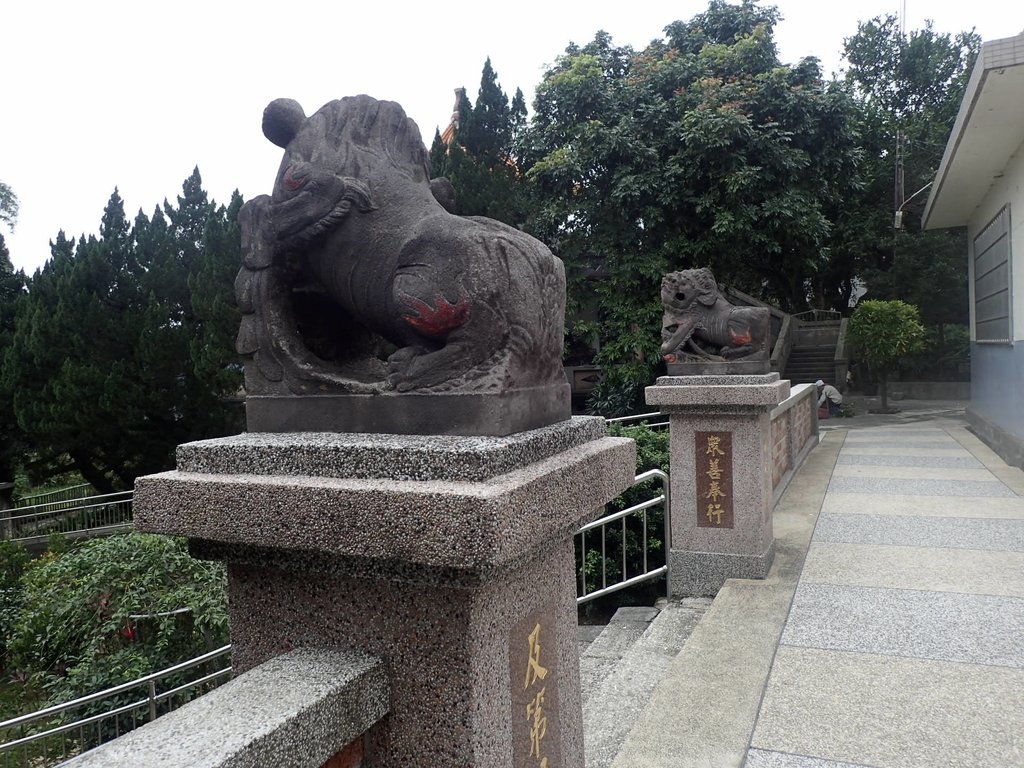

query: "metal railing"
left=576, top=469, right=671, bottom=605
left=0, top=645, right=232, bottom=767
left=605, top=411, right=669, bottom=430
left=1, top=491, right=134, bottom=543
left=15, top=484, right=94, bottom=509
left=792, top=309, right=842, bottom=324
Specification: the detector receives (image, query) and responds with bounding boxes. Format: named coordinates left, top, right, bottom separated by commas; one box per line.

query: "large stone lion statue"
left=660, top=268, right=770, bottom=363
left=235, top=95, right=566, bottom=399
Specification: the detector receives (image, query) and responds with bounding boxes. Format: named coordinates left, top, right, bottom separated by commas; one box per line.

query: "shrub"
left=8, top=533, right=228, bottom=707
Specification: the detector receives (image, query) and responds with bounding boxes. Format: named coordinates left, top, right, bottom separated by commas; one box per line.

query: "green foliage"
left=522, top=2, right=865, bottom=388
left=841, top=16, right=979, bottom=301
left=8, top=533, right=228, bottom=707
left=893, top=323, right=969, bottom=380
left=431, top=59, right=531, bottom=228
left=0, top=180, right=18, bottom=230
left=848, top=299, right=926, bottom=410
left=0, top=540, right=30, bottom=673
left=848, top=299, right=926, bottom=367
left=1, top=171, right=243, bottom=490
left=578, top=423, right=669, bottom=602
left=0, top=233, right=28, bottom=480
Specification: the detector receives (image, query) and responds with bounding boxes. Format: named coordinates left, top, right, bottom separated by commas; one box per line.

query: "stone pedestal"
left=133, top=417, right=635, bottom=768
left=646, top=374, right=789, bottom=597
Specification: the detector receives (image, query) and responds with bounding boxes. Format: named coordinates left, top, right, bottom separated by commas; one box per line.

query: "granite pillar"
left=133, top=417, right=635, bottom=768
left=646, top=374, right=789, bottom=596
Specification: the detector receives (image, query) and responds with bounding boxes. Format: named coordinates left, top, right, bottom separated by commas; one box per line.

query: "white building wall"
left=968, top=136, right=1024, bottom=342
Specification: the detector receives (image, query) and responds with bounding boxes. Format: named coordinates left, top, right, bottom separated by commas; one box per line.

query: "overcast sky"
left=3, top=1, right=1020, bottom=274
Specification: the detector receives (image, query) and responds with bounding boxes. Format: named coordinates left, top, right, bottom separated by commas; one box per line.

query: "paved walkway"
left=610, top=404, right=1024, bottom=768
left=747, top=414, right=1024, bottom=767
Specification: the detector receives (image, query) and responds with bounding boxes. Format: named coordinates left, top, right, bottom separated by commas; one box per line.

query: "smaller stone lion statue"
left=660, top=268, right=770, bottom=363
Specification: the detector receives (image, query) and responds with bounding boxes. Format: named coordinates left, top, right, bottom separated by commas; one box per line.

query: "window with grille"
left=973, top=206, right=1012, bottom=343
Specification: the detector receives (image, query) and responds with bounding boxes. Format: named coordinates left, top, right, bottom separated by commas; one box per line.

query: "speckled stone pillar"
left=133, top=416, right=635, bottom=768
left=646, top=374, right=789, bottom=597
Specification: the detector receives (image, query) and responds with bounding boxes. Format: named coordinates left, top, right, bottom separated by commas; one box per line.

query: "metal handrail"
left=577, top=469, right=671, bottom=605
left=604, top=412, right=669, bottom=430
left=0, top=645, right=231, bottom=732
left=2, top=491, right=134, bottom=543
left=0, top=646, right=232, bottom=763
left=15, top=484, right=94, bottom=507
left=7, top=491, right=133, bottom=519
left=792, top=309, right=842, bottom=324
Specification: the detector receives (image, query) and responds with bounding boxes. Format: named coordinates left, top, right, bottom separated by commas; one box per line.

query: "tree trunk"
left=68, top=450, right=117, bottom=495
left=879, top=369, right=889, bottom=413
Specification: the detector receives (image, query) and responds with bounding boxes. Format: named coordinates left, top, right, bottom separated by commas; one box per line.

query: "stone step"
left=607, top=578, right=796, bottom=768
left=578, top=605, right=661, bottom=704
left=582, top=598, right=712, bottom=768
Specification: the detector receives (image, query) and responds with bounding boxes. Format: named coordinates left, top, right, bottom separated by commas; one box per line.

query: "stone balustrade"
left=769, top=382, right=819, bottom=507
left=63, top=648, right=388, bottom=768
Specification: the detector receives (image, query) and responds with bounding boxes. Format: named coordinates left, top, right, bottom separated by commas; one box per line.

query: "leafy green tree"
left=0, top=181, right=17, bottom=230
left=429, top=59, right=531, bottom=227
left=9, top=533, right=228, bottom=709
left=2, top=172, right=243, bottom=491
left=521, top=2, right=864, bottom=407
left=841, top=16, right=978, bottom=315
left=847, top=299, right=926, bottom=412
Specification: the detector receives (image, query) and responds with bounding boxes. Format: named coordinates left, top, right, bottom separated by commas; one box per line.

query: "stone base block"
left=135, top=418, right=633, bottom=582
left=669, top=541, right=775, bottom=597
left=244, top=381, right=571, bottom=436
left=133, top=418, right=637, bottom=767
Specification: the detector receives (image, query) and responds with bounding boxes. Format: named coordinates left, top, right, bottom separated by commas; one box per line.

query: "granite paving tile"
left=836, top=454, right=982, bottom=469
left=780, top=583, right=1024, bottom=668
left=839, top=445, right=973, bottom=458
left=799, top=542, right=1024, bottom=597
left=750, top=646, right=1024, bottom=768
left=826, top=475, right=1016, bottom=497
left=821, top=492, right=1024, bottom=519
left=841, top=429, right=950, bottom=438
left=813, top=513, right=1024, bottom=552
left=831, top=464, right=994, bottom=481
left=745, top=749, right=874, bottom=768
left=835, top=439, right=961, bottom=451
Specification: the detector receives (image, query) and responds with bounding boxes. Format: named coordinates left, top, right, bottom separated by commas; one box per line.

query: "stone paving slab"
left=750, top=646, right=1024, bottom=768
left=799, top=542, right=1024, bottom=597
left=826, top=475, right=1017, bottom=497
left=745, top=749, right=873, bottom=768
left=836, top=453, right=982, bottom=469
left=781, top=583, right=1024, bottom=667
left=830, top=464, right=996, bottom=481
left=814, top=512, right=1024, bottom=551
left=839, top=438, right=962, bottom=450
left=837, top=441, right=964, bottom=452
left=839, top=445, right=974, bottom=457
left=822, top=492, right=1024, bottom=519
left=841, top=428, right=952, bottom=437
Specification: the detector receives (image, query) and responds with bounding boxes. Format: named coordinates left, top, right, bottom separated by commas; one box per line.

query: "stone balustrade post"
left=646, top=374, right=789, bottom=596
left=134, top=418, right=635, bottom=767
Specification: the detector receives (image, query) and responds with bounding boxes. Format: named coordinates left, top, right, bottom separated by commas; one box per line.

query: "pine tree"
left=432, top=59, right=530, bottom=228
left=0, top=234, right=27, bottom=481
left=2, top=174, right=244, bottom=491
